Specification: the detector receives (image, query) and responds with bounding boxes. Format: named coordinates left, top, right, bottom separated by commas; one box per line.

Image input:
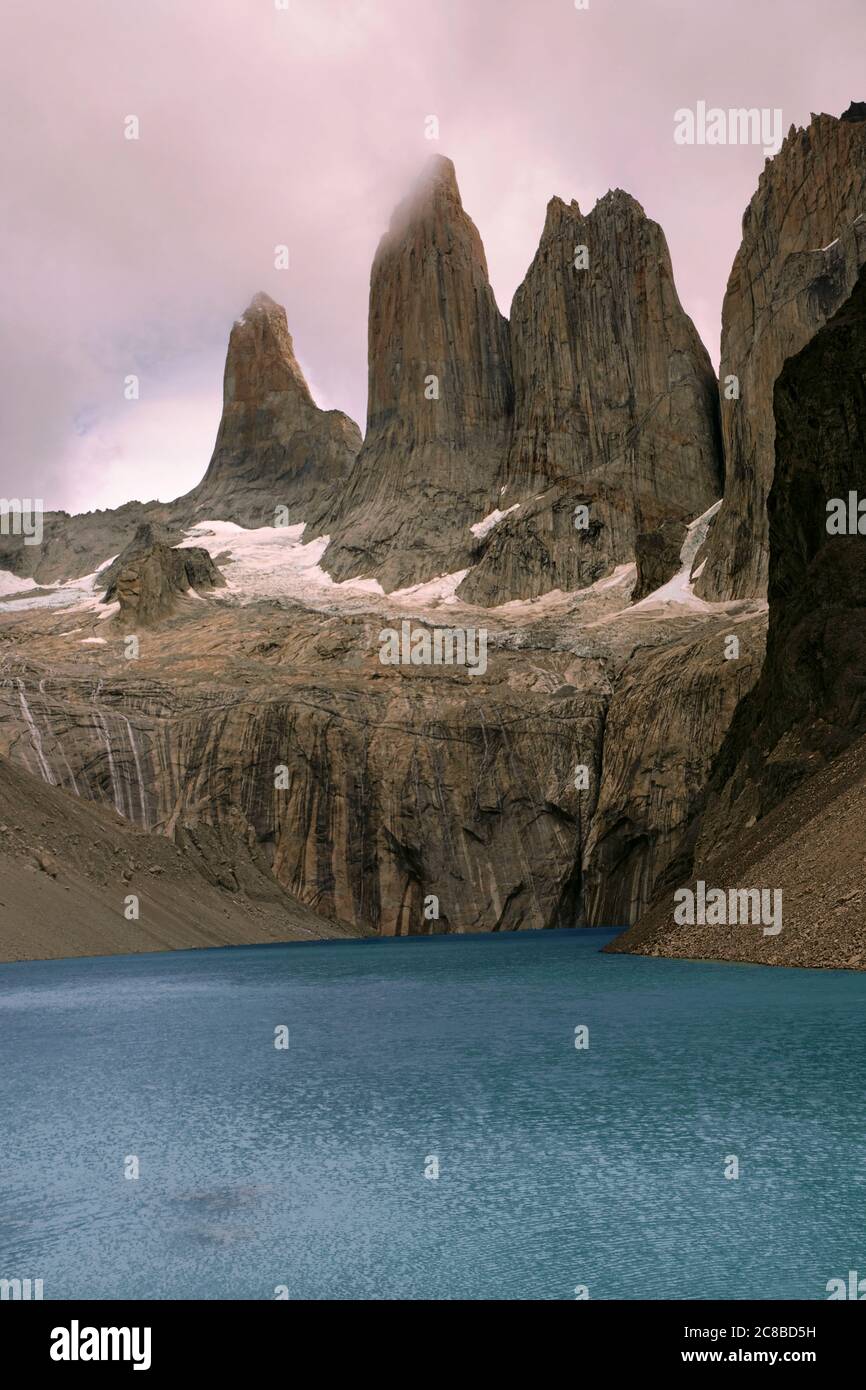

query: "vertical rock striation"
left=697, top=105, right=866, bottom=600
left=0, top=633, right=608, bottom=938
left=317, top=156, right=513, bottom=591
left=458, top=190, right=721, bottom=604
left=696, top=258, right=866, bottom=851
left=186, top=291, right=362, bottom=531
left=581, top=613, right=766, bottom=926
left=607, top=260, right=866, bottom=967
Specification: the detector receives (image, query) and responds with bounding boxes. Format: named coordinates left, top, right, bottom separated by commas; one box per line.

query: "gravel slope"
left=0, top=755, right=364, bottom=963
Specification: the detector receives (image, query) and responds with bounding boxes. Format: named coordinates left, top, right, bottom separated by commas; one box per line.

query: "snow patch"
left=630, top=500, right=722, bottom=612
left=0, top=563, right=107, bottom=613
left=390, top=569, right=469, bottom=606
left=0, top=569, right=35, bottom=597
left=489, top=562, right=636, bottom=614
left=595, top=563, right=637, bottom=592
left=176, top=520, right=386, bottom=604
left=470, top=505, right=519, bottom=539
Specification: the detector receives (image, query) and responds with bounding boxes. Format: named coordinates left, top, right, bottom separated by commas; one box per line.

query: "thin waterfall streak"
left=123, top=716, right=149, bottom=828
left=39, top=684, right=80, bottom=795
left=94, top=711, right=125, bottom=817
left=17, top=680, right=55, bottom=785
left=59, top=746, right=80, bottom=796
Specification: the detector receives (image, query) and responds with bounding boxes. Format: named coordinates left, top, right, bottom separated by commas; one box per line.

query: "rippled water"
left=1, top=930, right=864, bottom=1300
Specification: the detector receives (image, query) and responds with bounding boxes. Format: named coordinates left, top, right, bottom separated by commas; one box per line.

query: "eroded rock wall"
left=458, top=190, right=721, bottom=605
left=608, top=260, right=866, bottom=967
left=582, top=613, right=766, bottom=925
left=0, top=614, right=608, bottom=935
left=697, top=107, right=866, bottom=601
left=185, top=292, right=362, bottom=532
left=318, top=157, right=513, bottom=591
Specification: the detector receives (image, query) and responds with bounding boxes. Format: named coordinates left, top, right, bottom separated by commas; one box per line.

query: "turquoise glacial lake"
left=1, top=929, right=864, bottom=1300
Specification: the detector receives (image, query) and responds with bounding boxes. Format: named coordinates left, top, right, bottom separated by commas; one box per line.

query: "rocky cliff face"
left=0, top=596, right=612, bottom=937
left=697, top=105, right=866, bottom=601
left=0, top=501, right=168, bottom=588
left=2, top=518, right=766, bottom=946
left=185, top=291, right=362, bottom=531
left=609, top=259, right=866, bottom=968
left=572, top=108, right=866, bottom=956
left=317, top=156, right=513, bottom=591
left=458, top=191, right=721, bottom=604
left=698, top=257, right=866, bottom=851
left=0, top=294, right=361, bottom=588
left=582, top=611, right=766, bottom=926
left=632, top=520, right=688, bottom=602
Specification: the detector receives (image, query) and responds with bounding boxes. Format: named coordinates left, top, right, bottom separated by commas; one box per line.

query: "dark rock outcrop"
left=697, top=257, right=866, bottom=850
left=842, top=101, right=866, bottom=124
left=632, top=520, right=688, bottom=602
left=100, top=521, right=179, bottom=595
left=108, top=539, right=225, bottom=626
left=697, top=107, right=866, bottom=601
left=609, top=259, right=866, bottom=967
left=317, top=156, right=513, bottom=591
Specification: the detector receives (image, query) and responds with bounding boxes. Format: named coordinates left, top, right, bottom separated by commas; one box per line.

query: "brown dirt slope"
left=0, top=755, right=364, bottom=963
left=605, top=730, right=866, bottom=970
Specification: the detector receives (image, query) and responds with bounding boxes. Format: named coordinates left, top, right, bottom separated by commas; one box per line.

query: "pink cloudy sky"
left=2, top=0, right=864, bottom=514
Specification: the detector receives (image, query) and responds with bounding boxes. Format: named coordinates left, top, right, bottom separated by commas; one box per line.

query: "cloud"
left=63, top=388, right=221, bottom=513
left=1, top=0, right=864, bottom=512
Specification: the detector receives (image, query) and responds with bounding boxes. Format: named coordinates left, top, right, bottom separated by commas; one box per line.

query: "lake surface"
left=1, top=930, right=863, bottom=1300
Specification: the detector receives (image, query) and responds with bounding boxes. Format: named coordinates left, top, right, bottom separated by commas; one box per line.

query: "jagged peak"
left=517, top=187, right=658, bottom=310
left=234, top=290, right=291, bottom=333
left=226, top=293, right=313, bottom=404
left=542, top=195, right=582, bottom=236
left=590, top=188, right=647, bottom=219
left=841, top=101, right=866, bottom=123
left=539, top=188, right=647, bottom=240
left=746, top=107, right=866, bottom=216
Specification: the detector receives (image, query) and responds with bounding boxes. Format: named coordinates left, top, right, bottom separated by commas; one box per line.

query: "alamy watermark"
left=0, top=498, right=43, bottom=546
left=674, top=102, right=783, bottom=157
left=826, top=1270, right=866, bottom=1299
left=827, top=492, right=866, bottom=534
left=1, top=1276, right=43, bottom=1299
left=378, top=620, right=488, bottom=676
left=673, top=881, right=783, bottom=937
left=50, top=1322, right=152, bottom=1371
